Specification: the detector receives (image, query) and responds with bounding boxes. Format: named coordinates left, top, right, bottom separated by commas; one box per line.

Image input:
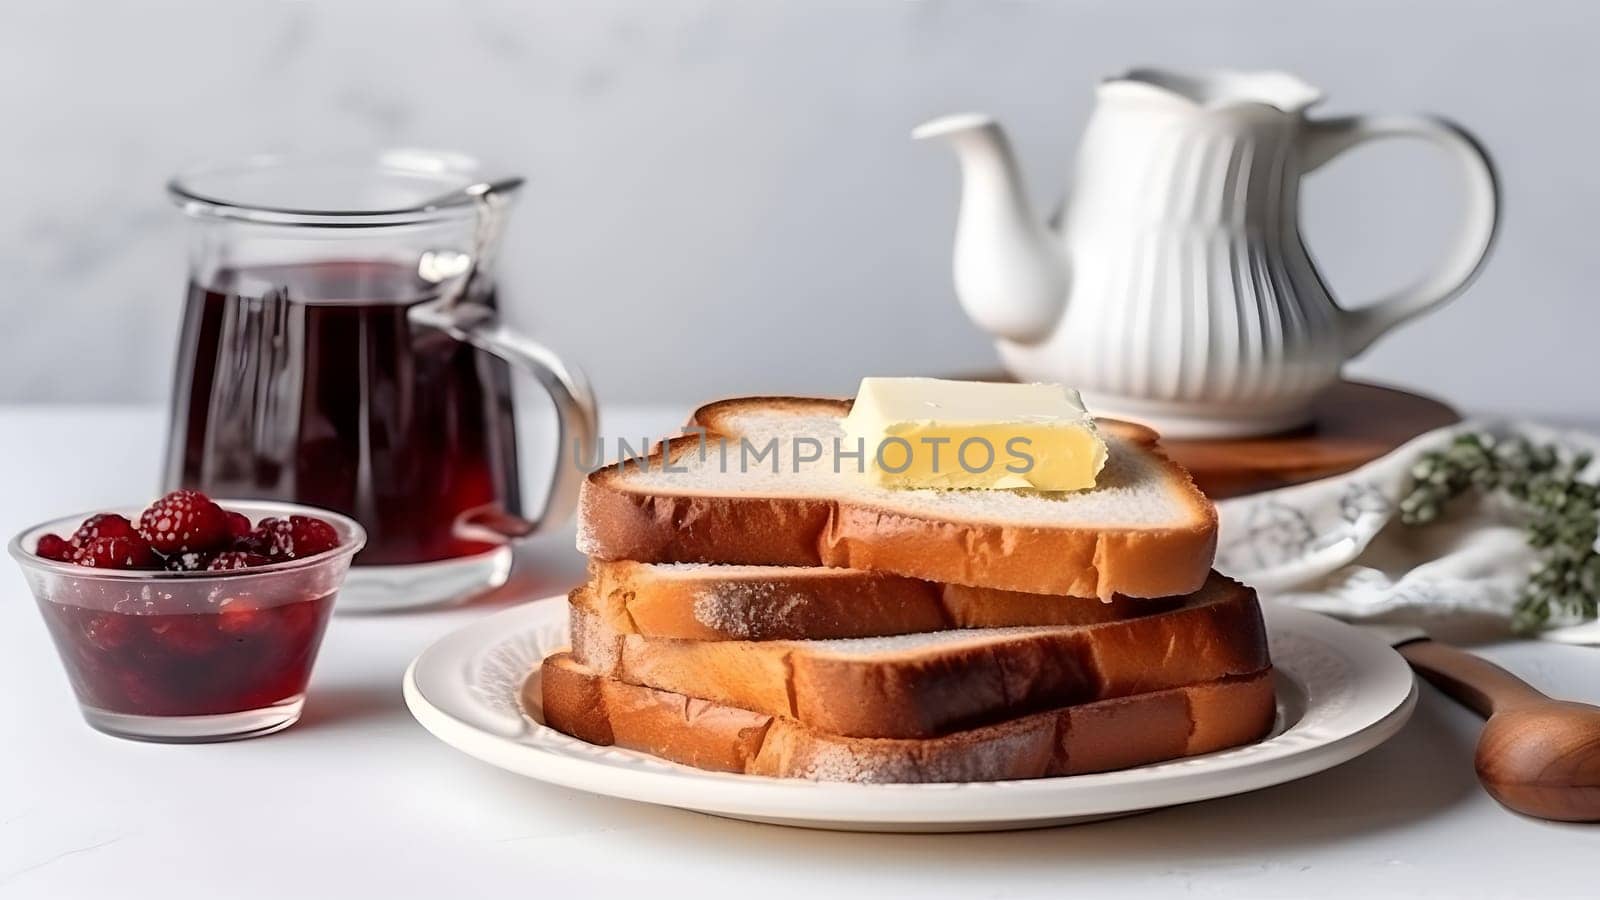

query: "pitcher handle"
left=1299, top=115, right=1501, bottom=358
left=409, top=300, right=599, bottom=539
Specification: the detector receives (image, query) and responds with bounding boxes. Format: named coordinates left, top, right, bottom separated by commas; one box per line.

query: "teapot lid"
left=1106, top=68, right=1322, bottom=113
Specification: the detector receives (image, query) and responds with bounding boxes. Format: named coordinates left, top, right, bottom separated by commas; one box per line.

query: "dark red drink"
left=163, top=261, right=522, bottom=565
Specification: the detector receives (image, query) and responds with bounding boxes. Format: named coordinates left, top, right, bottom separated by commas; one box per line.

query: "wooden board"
left=1158, top=381, right=1459, bottom=498
left=959, top=374, right=1459, bottom=499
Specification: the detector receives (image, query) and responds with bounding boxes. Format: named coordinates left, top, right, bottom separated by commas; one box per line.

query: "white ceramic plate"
left=404, top=596, right=1416, bottom=832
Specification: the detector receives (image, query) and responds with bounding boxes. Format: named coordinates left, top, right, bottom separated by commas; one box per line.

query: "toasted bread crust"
left=578, top=397, right=1216, bottom=599
left=583, top=560, right=1179, bottom=641
left=570, top=572, right=1268, bottom=739
left=536, top=653, right=1276, bottom=783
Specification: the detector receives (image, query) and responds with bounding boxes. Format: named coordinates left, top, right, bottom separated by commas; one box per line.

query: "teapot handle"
left=1298, top=115, right=1501, bottom=358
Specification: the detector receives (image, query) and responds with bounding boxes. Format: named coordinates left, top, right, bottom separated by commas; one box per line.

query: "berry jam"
left=39, top=593, right=335, bottom=717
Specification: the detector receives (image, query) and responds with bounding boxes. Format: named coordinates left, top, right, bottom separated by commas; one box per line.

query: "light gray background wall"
left=2, top=1, right=1596, bottom=417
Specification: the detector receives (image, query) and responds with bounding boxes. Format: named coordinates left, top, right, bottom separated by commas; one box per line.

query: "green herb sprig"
left=1400, top=433, right=1600, bottom=633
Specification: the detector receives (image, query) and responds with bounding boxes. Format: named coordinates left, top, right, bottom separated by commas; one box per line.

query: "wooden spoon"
left=1399, top=638, right=1600, bottom=822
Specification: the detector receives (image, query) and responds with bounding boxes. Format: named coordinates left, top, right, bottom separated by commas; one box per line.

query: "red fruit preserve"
left=39, top=594, right=336, bottom=717
left=163, top=261, right=523, bottom=565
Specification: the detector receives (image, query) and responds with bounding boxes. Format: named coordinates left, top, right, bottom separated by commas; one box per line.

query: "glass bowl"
left=9, top=500, right=365, bottom=743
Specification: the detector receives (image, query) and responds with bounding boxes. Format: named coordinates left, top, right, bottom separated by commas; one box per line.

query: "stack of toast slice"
left=531, top=397, right=1274, bottom=783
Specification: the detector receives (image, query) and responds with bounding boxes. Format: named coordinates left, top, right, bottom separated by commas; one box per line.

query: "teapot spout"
left=913, top=114, right=1067, bottom=344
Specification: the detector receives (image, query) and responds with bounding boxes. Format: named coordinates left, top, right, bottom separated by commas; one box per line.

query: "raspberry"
left=149, top=617, right=218, bottom=656
left=81, top=612, right=133, bottom=651
left=35, top=533, right=74, bottom=562
left=230, top=529, right=271, bottom=556
left=253, top=516, right=340, bottom=560
left=138, top=490, right=231, bottom=554
left=206, top=551, right=272, bottom=571
left=71, top=513, right=140, bottom=547
left=75, top=535, right=157, bottom=570
left=216, top=596, right=269, bottom=634
left=163, top=551, right=214, bottom=572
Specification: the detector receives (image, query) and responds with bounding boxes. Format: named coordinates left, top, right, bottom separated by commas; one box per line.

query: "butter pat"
left=842, top=377, right=1107, bottom=491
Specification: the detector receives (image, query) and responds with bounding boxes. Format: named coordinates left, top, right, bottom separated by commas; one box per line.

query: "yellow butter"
left=841, top=377, right=1107, bottom=491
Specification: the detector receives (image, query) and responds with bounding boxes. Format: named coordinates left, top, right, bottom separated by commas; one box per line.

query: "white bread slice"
left=578, top=397, right=1216, bottom=599
left=569, top=572, right=1268, bottom=739
left=582, top=559, right=1178, bottom=641
left=536, top=653, right=1276, bottom=783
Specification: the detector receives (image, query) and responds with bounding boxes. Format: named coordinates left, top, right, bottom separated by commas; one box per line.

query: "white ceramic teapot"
left=916, top=68, right=1500, bottom=437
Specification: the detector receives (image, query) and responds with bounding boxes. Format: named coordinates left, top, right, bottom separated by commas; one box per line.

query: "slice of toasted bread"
left=536, top=652, right=1275, bottom=783
left=577, top=397, right=1216, bottom=599
left=569, top=571, right=1267, bottom=739
left=582, top=559, right=1180, bottom=642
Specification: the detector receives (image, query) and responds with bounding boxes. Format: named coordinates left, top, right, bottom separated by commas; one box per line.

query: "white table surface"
left=3, top=404, right=1598, bottom=900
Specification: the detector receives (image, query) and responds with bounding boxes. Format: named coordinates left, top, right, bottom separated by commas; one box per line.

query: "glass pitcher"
left=162, top=150, right=597, bottom=611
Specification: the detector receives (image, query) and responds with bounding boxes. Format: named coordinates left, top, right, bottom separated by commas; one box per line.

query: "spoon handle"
left=1398, top=639, right=1548, bottom=718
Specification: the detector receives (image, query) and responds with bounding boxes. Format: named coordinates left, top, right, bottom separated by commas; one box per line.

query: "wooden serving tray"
left=961, top=375, right=1459, bottom=499
left=1160, top=381, right=1459, bottom=498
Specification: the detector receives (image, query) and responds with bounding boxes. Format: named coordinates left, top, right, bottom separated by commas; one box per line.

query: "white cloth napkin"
left=1214, top=421, right=1600, bottom=645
